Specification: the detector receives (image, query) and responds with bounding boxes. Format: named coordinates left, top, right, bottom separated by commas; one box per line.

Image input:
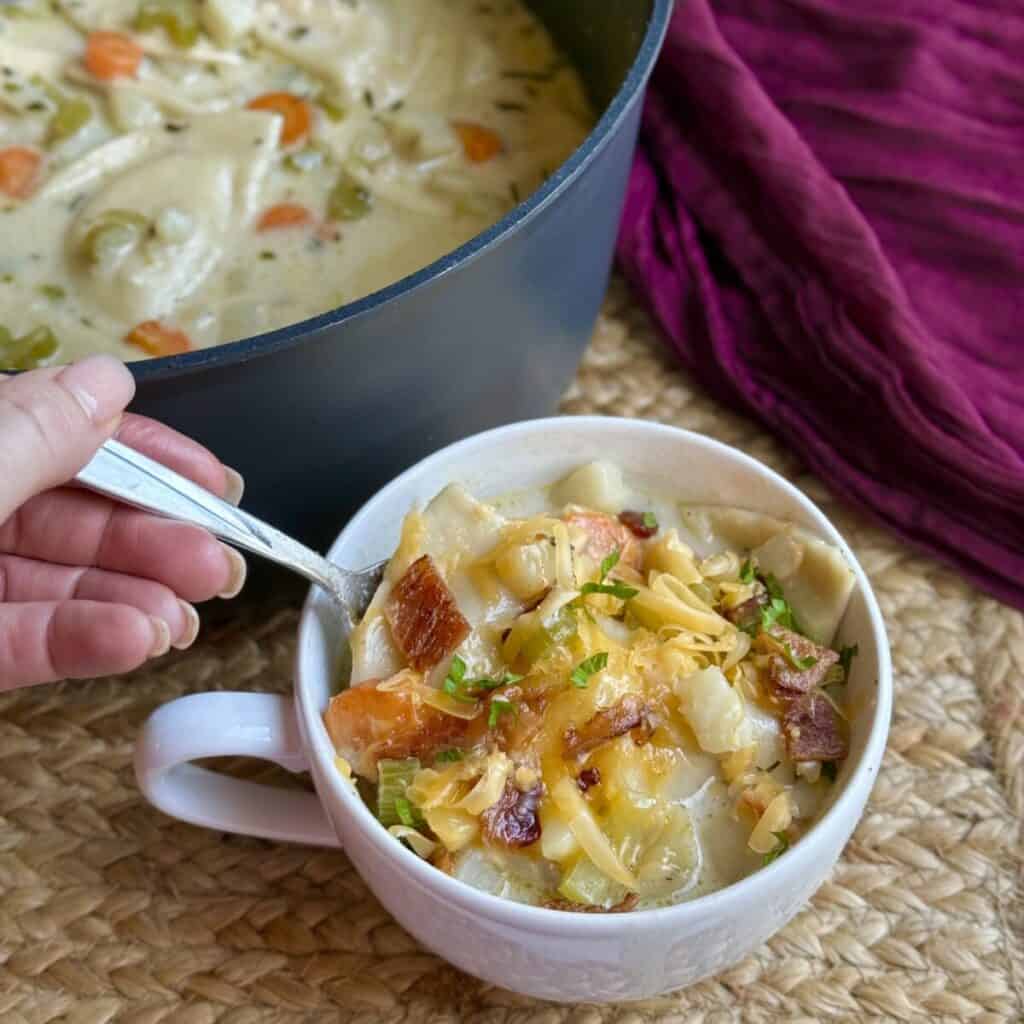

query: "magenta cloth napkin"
left=617, top=0, right=1024, bottom=609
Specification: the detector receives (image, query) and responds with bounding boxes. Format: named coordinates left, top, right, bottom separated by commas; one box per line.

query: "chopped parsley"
left=642, top=511, right=658, bottom=531
left=598, top=549, right=620, bottom=581
left=443, top=655, right=522, bottom=703
left=571, top=651, right=608, bottom=689
left=762, top=831, right=789, bottom=866
left=783, top=645, right=818, bottom=671
left=488, top=696, right=516, bottom=729
left=739, top=558, right=756, bottom=584
left=580, top=580, right=639, bottom=600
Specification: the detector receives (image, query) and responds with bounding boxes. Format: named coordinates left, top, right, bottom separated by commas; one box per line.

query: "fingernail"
left=219, top=547, right=247, bottom=599
left=173, top=601, right=200, bottom=650
left=149, top=616, right=171, bottom=658
left=60, top=355, right=135, bottom=424
left=223, top=467, right=245, bottom=506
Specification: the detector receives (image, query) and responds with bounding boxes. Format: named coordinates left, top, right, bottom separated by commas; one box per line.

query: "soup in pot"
left=0, top=0, right=592, bottom=365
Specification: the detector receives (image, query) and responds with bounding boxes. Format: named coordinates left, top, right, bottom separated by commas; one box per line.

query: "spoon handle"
left=77, top=439, right=343, bottom=597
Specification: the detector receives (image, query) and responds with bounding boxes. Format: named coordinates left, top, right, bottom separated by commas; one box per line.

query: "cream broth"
left=0, top=0, right=592, bottom=364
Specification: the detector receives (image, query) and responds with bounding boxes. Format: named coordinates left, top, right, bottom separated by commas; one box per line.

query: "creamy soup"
left=0, top=0, right=592, bottom=365
left=324, top=462, right=859, bottom=912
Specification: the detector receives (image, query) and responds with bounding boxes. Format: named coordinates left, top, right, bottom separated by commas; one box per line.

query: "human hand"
left=0, top=355, right=246, bottom=690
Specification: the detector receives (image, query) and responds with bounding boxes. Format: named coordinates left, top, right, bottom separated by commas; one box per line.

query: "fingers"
left=0, top=553, right=199, bottom=650
left=0, top=600, right=170, bottom=690
left=1, top=489, right=246, bottom=603
left=114, top=413, right=244, bottom=503
left=0, top=356, right=135, bottom=517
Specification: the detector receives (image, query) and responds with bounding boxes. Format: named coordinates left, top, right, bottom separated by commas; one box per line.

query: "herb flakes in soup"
left=0, top=0, right=593, bottom=365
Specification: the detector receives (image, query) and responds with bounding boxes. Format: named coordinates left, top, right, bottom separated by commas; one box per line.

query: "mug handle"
left=134, top=691, right=341, bottom=848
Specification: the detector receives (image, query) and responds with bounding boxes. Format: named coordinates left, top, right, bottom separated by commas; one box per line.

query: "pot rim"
left=130, top=0, right=675, bottom=382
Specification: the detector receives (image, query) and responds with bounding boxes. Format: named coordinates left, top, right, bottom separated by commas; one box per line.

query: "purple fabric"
left=617, top=0, right=1024, bottom=609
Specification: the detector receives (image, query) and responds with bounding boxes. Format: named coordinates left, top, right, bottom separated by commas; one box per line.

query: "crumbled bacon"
left=563, top=695, right=650, bottom=759
left=384, top=555, right=470, bottom=672
left=544, top=893, right=639, bottom=914
left=577, top=767, right=601, bottom=792
left=563, top=511, right=642, bottom=570
left=723, top=589, right=768, bottom=630
left=617, top=509, right=658, bottom=539
left=482, top=781, right=543, bottom=848
left=323, top=681, right=469, bottom=778
left=782, top=692, right=848, bottom=762
left=757, top=627, right=839, bottom=694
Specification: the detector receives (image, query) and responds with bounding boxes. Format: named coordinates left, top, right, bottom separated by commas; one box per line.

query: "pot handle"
left=134, top=692, right=341, bottom=848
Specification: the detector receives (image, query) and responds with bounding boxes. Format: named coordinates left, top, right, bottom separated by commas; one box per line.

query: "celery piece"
left=557, top=857, right=627, bottom=908
left=376, top=757, right=422, bottom=828
left=316, top=93, right=347, bottom=122
left=48, top=98, right=92, bottom=144
left=2, top=325, right=59, bottom=370
left=327, top=173, right=372, bottom=221
left=81, top=209, right=149, bottom=266
left=136, top=0, right=201, bottom=48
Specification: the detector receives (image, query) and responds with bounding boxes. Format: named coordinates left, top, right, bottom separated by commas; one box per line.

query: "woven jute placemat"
left=2, top=279, right=1022, bottom=1023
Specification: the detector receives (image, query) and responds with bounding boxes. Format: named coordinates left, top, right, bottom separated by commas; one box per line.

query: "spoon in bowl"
left=75, top=439, right=386, bottom=619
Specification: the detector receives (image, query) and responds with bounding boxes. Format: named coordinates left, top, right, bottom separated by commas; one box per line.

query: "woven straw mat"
left=1, top=278, right=1022, bottom=1024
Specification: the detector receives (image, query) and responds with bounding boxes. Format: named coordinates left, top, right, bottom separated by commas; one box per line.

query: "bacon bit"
left=247, top=92, right=313, bottom=146
left=323, top=680, right=468, bottom=777
left=723, top=589, right=768, bottom=630
left=563, top=695, right=649, bottom=759
left=544, top=893, right=639, bottom=914
left=257, top=203, right=314, bottom=232
left=618, top=509, right=658, bottom=539
left=563, top=511, right=642, bottom=570
left=482, top=781, right=543, bottom=848
left=384, top=555, right=470, bottom=672
left=783, top=692, right=848, bottom=762
left=125, top=320, right=192, bottom=356
left=757, top=627, right=839, bottom=694
left=0, top=146, right=42, bottom=199
left=576, top=767, right=601, bottom=792
left=85, top=31, right=143, bottom=80
left=452, top=120, right=503, bottom=163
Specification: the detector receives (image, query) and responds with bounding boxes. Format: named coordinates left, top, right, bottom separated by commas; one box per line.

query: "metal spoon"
left=75, top=439, right=385, bottom=620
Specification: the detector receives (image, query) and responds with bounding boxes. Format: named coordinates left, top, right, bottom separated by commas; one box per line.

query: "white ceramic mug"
left=136, top=417, right=892, bottom=1002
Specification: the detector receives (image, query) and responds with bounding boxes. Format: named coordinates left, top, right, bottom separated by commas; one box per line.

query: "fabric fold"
left=618, top=0, right=1024, bottom=609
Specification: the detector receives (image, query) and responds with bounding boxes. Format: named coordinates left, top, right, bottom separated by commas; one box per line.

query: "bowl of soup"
left=135, top=416, right=892, bottom=1001
left=0, top=0, right=674, bottom=547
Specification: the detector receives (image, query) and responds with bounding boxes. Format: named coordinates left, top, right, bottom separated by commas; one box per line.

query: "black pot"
left=129, top=1, right=674, bottom=552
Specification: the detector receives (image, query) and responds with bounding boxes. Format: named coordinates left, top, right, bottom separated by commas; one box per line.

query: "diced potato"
left=674, top=666, right=745, bottom=755
left=552, top=461, right=628, bottom=514
left=539, top=803, right=579, bottom=862
left=494, top=540, right=554, bottom=600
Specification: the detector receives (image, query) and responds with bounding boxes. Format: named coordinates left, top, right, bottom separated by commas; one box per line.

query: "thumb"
left=0, top=355, right=135, bottom=519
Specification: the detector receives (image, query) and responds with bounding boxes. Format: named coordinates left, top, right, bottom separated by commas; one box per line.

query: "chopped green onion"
left=598, top=548, right=620, bottom=582
left=376, top=757, right=421, bottom=827
left=579, top=580, right=638, bottom=601
left=327, top=173, right=372, bottom=221
left=739, top=558, right=755, bottom=584
left=783, top=645, right=817, bottom=671
left=37, top=284, right=65, bottom=301
left=762, top=831, right=789, bottom=866
left=571, top=651, right=608, bottom=689
left=316, top=92, right=347, bottom=122
left=435, top=749, right=464, bottom=764
left=839, top=643, right=859, bottom=678
left=641, top=511, right=658, bottom=531
left=488, top=697, right=516, bottom=728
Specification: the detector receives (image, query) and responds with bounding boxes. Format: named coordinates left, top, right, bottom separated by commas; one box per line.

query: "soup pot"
left=136, top=417, right=893, bottom=1003
left=125, top=2, right=674, bottom=551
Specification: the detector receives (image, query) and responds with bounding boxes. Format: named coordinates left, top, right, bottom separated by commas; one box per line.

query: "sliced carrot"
left=452, top=120, right=503, bottom=163
left=85, top=31, right=144, bottom=80
left=257, top=203, right=314, bottom=231
left=0, top=146, right=42, bottom=199
left=246, top=92, right=313, bottom=146
left=125, top=320, right=192, bottom=357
